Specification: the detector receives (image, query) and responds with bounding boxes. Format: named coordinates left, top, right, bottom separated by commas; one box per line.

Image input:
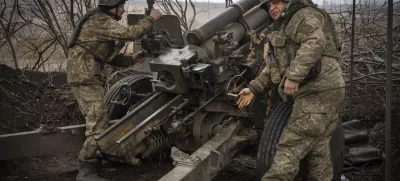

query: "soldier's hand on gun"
left=150, top=9, right=162, bottom=20
left=236, top=88, right=255, bottom=109
left=284, top=79, right=299, bottom=96
left=132, top=51, right=145, bottom=64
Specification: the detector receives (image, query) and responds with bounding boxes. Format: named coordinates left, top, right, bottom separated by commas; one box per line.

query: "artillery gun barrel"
left=186, top=0, right=260, bottom=46
left=197, top=6, right=269, bottom=60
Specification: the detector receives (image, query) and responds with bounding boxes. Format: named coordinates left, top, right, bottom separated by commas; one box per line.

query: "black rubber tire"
left=256, top=101, right=294, bottom=180
left=256, top=101, right=344, bottom=181
left=105, top=74, right=153, bottom=120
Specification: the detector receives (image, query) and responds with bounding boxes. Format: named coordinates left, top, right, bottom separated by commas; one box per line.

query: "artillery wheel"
left=105, top=74, right=154, bottom=120
left=256, top=101, right=344, bottom=181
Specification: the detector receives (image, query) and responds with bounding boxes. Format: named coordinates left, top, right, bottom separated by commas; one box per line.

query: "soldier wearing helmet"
left=237, top=0, right=345, bottom=180
left=66, top=0, right=162, bottom=180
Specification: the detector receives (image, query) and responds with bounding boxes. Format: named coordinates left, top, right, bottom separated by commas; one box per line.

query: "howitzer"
left=0, top=0, right=345, bottom=180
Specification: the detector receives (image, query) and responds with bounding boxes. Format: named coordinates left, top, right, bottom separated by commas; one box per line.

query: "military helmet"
left=259, top=0, right=291, bottom=9
left=98, top=0, right=127, bottom=7
left=260, top=0, right=291, bottom=4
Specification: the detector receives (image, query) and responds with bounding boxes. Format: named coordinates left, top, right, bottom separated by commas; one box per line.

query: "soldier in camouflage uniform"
left=66, top=0, right=162, bottom=180
left=237, top=0, right=345, bottom=180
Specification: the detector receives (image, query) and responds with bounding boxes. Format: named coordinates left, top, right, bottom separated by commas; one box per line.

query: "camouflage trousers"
left=262, top=88, right=345, bottom=181
left=71, top=84, right=109, bottom=163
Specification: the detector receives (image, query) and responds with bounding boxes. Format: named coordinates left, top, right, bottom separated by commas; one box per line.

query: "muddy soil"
left=0, top=64, right=399, bottom=181
left=0, top=64, right=84, bottom=134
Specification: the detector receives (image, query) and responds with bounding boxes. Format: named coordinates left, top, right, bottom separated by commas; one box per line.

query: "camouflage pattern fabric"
left=247, top=32, right=274, bottom=95
left=67, top=10, right=154, bottom=163
left=67, top=10, right=154, bottom=86
left=71, top=84, right=108, bottom=163
left=249, top=1, right=345, bottom=98
left=247, top=32, right=266, bottom=61
left=249, top=0, right=346, bottom=180
left=262, top=88, right=345, bottom=181
left=247, top=31, right=282, bottom=118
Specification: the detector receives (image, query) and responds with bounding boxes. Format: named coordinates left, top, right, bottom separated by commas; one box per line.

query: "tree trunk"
left=6, top=36, right=19, bottom=70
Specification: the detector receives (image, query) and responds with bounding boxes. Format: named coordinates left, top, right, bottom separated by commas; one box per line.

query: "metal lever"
left=145, top=0, right=155, bottom=16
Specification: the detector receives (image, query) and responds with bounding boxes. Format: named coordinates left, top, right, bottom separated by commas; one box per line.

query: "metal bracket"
left=159, top=121, right=257, bottom=181
left=170, top=147, right=201, bottom=167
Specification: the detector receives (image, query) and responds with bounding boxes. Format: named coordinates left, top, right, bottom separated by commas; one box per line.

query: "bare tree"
left=21, top=0, right=69, bottom=57
left=0, top=0, right=30, bottom=70
left=19, top=0, right=97, bottom=58
left=156, top=0, right=197, bottom=34
left=0, top=0, right=147, bottom=71
left=328, top=0, right=400, bottom=104
left=55, top=0, right=97, bottom=31
left=2, top=0, right=97, bottom=71
left=15, top=24, right=58, bottom=71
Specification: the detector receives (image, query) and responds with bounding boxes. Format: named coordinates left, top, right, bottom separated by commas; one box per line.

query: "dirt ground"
left=0, top=64, right=399, bottom=181
left=0, top=64, right=84, bottom=134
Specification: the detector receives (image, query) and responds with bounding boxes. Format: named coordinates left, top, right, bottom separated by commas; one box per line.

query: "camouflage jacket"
left=248, top=0, right=345, bottom=98
left=67, top=10, right=154, bottom=86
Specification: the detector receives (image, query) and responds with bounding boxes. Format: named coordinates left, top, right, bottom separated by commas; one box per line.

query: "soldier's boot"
left=76, top=162, right=108, bottom=181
